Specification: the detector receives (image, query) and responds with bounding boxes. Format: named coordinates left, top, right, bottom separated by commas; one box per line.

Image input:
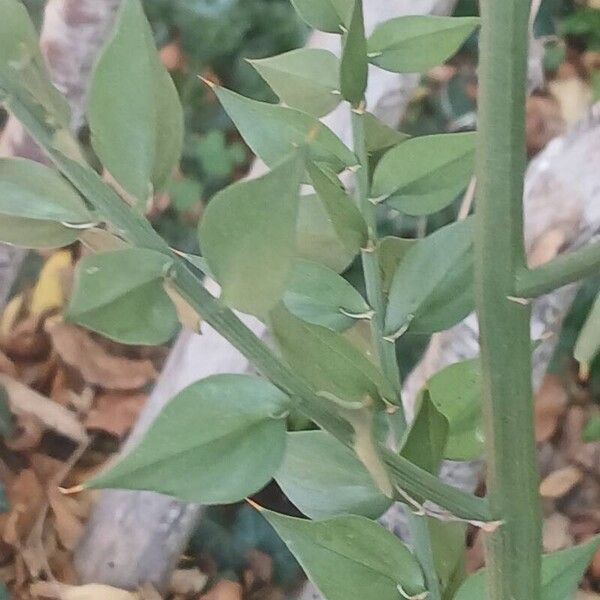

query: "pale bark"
left=75, top=0, right=461, bottom=590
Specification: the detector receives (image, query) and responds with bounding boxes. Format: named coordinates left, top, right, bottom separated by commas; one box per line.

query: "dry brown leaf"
left=4, top=413, right=43, bottom=452
left=0, top=349, right=17, bottom=377
left=2, top=469, right=45, bottom=546
left=535, top=375, right=569, bottom=443
left=31, top=582, right=139, bottom=599
left=160, top=40, right=187, bottom=72
left=200, top=580, right=243, bottom=600
left=542, top=513, right=573, bottom=552
left=526, top=95, right=565, bottom=156
left=169, top=567, right=208, bottom=595
left=0, top=374, right=87, bottom=443
left=48, top=487, right=84, bottom=551
left=84, top=391, right=146, bottom=437
left=46, top=320, right=157, bottom=391
left=4, top=316, right=51, bottom=362
left=540, top=465, right=584, bottom=498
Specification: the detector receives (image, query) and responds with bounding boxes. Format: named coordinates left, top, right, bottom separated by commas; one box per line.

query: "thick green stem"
left=351, top=108, right=440, bottom=600
left=476, top=2, right=542, bottom=600
left=515, top=239, right=600, bottom=298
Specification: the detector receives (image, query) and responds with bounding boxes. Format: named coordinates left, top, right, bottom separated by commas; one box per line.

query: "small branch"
left=515, top=239, right=600, bottom=298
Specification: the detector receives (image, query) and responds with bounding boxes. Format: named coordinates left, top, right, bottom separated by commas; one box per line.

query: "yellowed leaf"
left=30, top=250, right=73, bottom=316
left=0, top=292, right=24, bottom=341
left=163, top=280, right=201, bottom=333
left=539, top=465, right=584, bottom=498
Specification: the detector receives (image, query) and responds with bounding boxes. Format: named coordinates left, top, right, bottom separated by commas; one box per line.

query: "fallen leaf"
left=535, top=375, right=569, bottom=443
left=0, top=374, right=87, bottom=443
left=169, top=567, right=208, bottom=595
left=549, top=77, right=593, bottom=125
left=84, top=391, right=146, bottom=437
left=540, top=466, right=584, bottom=499
left=30, top=582, right=139, bottom=599
left=0, top=349, right=17, bottom=377
left=30, top=250, right=73, bottom=316
left=48, top=487, right=84, bottom=551
left=46, top=320, right=157, bottom=391
left=543, top=513, right=574, bottom=552
left=200, top=580, right=243, bottom=600
left=0, top=292, right=25, bottom=341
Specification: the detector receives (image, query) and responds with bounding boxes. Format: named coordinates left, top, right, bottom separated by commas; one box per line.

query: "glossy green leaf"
left=86, top=375, right=290, bottom=503
left=583, top=414, right=600, bottom=442
left=270, top=305, right=394, bottom=407
left=425, top=358, right=483, bottom=461
left=290, top=0, right=353, bottom=33
left=0, top=216, right=79, bottom=249
left=213, top=85, right=356, bottom=173
left=199, top=156, right=303, bottom=316
left=88, top=0, right=183, bottom=202
left=372, top=132, right=476, bottom=216
left=340, top=0, right=367, bottom=106
left=574, top=292, right=600, bottom=372
left=249, top=49, right=341, bottom=117
left=0, top=385, right=13, bottom=438
left=0, top=158, right=91, bottom=223
left=400, top=391, right=448, bottom=475
left=378, top=236, right=417, bottom=295
left=368, top=16, right=480, bottom=74
left=455, top=535, right=600, bottom=600
left=283, top=260, right=370, bottom=331
left=363, top=113, right=409, bottom=154
left=275, top=430, right=391, bottom=519
left=385, top=219, right=474, bottom=337
left=262, top=510, right=427, bottom=600
left=66, top=248, right=179, bottom=345
left=0, top=0, right=71, bottom=130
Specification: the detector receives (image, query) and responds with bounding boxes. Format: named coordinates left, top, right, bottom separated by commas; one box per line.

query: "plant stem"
left=476, top=2, right=542, bottom=599
left=2, top=71, right=492, bottom=524
left=515, top=239, right=600, bottom=298
left=351, top=108, right=440, bottom=600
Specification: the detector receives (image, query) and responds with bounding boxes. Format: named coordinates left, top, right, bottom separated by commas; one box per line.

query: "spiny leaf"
left=384, top=219, right=474, bottom=337
left=340, top=0, right=367, bottom=106
left=88, top=0, right=183, bottom=202
left=261, top=509, right=427, bottom=600
left=372, top=132, right=476, bottom=216
left=86, top=375, right=290, bottom=504
left=283, top=260, right=370, bottom=331
left=212, top=84, right=357, bottom=174
left=199, top=155, right=303, bottom=316
left=368, top=16, right=480, bottom=74
left=249, top=49, right=341, bottom=117
left=290, top=0, right=354, bottom=34
left=270, top=305, right=395, bottom=407
left=275, top=430, right=391, bottom=519
left=66, top=248, right=179, bottom=345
